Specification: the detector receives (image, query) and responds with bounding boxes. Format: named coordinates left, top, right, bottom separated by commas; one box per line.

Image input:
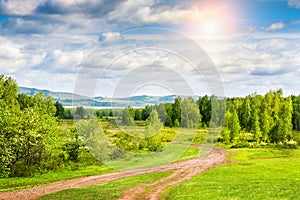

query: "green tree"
left=54, top=101, right=65, bottom=119
left=122, top=106, right=134, bottom=125
left=223, top=110, right=241, bottom=142
left=164, top=103, right=173, bottom=127
left=75, top=107, right=85, bottom=119
left=172, top=97, right=182, bottom=127
left=63, top=126, right=82, bottom=162
left=144, top=109, right=163, bottom=151
left=0, top=75, right=57, bottom=177
left=240, top=96, right=252, bottom=131
left=197, top=95, right=211, bottom=127
left=76, top=118, right=111, bottom=161
left=181, top=98, right=201, bottom=128
left=292, top=95, right=300, bottom=131
left=134, top=108, right=142, bottom=120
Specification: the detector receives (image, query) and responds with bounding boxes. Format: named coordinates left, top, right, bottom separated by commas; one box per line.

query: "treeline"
left=96, top=96, right=223, bottom=129
left=95, top=90, right=299, bottom=147
left=222, top=89, right=298, bottom=147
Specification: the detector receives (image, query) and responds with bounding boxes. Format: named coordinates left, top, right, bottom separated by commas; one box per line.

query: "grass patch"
left=106, top=143, right=205, bottom=171
left=229, top=147, right=300, bottom=161
left=163, top=149, right=300, bottom=200
left=39, top=171, right=173, bottom=200
left=0, top=165, right=114, bottom=192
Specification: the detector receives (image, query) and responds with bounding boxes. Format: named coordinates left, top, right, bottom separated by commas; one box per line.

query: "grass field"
left=38, top=171, right=173, bottom=200
left=105, top=143, right=205, bottom=170
left=0, top=165, right=114, bottom=192
left=162, top=148, right=300, bottom=200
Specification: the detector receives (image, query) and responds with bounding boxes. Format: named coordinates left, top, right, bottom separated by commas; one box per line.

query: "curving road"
left=0, top=146, right=227, bottom=200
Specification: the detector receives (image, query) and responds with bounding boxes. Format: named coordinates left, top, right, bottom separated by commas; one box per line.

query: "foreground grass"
left=0, top=165, right=114, bottom=192
left=39, top=171, right=173, bottom=200
left=163, top=148, right=300, bottom=200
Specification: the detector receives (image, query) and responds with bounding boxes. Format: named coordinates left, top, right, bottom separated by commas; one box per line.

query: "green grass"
left=0, top=126, right=205, bottom=192
left=0, top=165, right=114, bottom=192
left=39, top=171, right=173, bottom=200
left=105, top=143, right=206, bottom=171
left=163, top=148, right=300, bottom=200
left=229, top=147, right=300, bottom=161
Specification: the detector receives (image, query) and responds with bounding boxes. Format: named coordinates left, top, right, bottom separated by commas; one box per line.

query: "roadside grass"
left=162, top=148, right=300, bottom=200
left=0, top=126, right=204, bottom=192
left=0, top=144, right=200, bottom=193
left=106, top=143, right=205, bottom=171
left=0, top=165, right=114, bottom=192
left=38, top=171, right=173, bottom=200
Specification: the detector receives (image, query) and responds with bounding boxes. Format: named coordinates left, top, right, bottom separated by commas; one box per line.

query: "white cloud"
left=100, top=32, right=123, bottom=43
left=288, top=0, right=300, bottom=8
left=1, top=0, right=300, bottom=97
left=107, top=0, right=225, bottom=25
left=0, top=0, right=44, bottom=15
left=0, top=36, right=45, bottom=73
left=266, top=22, right=285, bottom=31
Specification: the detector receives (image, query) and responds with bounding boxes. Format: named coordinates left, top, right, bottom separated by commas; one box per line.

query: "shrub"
left=10, top=161, right=36, bottom=177
left=284, top=140, right=297, bottom=149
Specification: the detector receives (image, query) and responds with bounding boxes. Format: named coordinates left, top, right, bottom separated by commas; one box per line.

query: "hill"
left=18, top=87, right=178, bottom=108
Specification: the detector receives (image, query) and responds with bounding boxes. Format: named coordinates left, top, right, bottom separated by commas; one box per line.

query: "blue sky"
left=1, top=0, right=300, bottom=97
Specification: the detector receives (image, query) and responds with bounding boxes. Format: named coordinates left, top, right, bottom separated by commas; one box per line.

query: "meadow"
left=162, top=147, right=300, bottom=200
left=29, top=147, right=300, bottom=200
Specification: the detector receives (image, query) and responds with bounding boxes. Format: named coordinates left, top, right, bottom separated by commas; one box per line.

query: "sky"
left=1, top=0, right=300, bottom=98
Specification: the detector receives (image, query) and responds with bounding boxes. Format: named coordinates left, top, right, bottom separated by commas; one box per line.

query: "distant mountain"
left=18, top=87, right=179, bottom=108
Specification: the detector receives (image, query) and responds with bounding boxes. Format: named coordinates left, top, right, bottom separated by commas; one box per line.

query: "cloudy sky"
left=1, top=0, right=300, bottom=97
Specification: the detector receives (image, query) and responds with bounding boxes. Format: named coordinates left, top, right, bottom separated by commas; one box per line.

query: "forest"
left=0, top=74, right=299, bottom=178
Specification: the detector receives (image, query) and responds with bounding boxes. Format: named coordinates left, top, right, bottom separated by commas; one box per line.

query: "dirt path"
left=119, top=147, right=227, bottom=200
left=0, top=146, right=227, bottom=200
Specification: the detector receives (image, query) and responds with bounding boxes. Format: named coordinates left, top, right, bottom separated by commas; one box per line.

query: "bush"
left=113, top=131, right=140, bottom=151
left=77, top=148, right=98, bottom=166
left=10, top=161, right=36, bottom=177
left=109, top=148, right=127, bottom=160
left=284, top=140, right=297, bottom=149
left=39, top=151, right=67, bottom=171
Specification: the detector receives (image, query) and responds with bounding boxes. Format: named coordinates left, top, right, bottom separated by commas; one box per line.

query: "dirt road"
left=0, top=146, right=227, bottom=200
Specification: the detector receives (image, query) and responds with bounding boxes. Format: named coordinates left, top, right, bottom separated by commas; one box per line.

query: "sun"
left=202, top=21, right=219, bottom=35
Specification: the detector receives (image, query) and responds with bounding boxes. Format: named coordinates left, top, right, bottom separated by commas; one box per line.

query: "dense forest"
left=0, top=74, right=299, bottom=178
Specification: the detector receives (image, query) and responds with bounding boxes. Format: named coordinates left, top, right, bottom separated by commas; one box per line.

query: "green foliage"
left=223, top=110, right=241, bottom=142
left=63, top=126, right=82, bottom=162
left=76, top=118, right=111, bottom=162
left=75, top=107, right=85, bottom=119
left=181, top=97, right=201, bottom=128
left=143, top=109, right=164, bottom=151
left=171, top=97, right=182, bottom=126
left=54, top=101, right=65, bottom=119
left=121, top=106, right=134, bottom=125
left=292, top=95, right=300, bottom=130
left=222, top=90, right=296, bottom=148
left=0, top=75, right=58, bottom=177
left=173, top=119, right=180, bottom=127
left=113, top=131, right=140, bottom=151
left=197, top=95, right=211, bottom=127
